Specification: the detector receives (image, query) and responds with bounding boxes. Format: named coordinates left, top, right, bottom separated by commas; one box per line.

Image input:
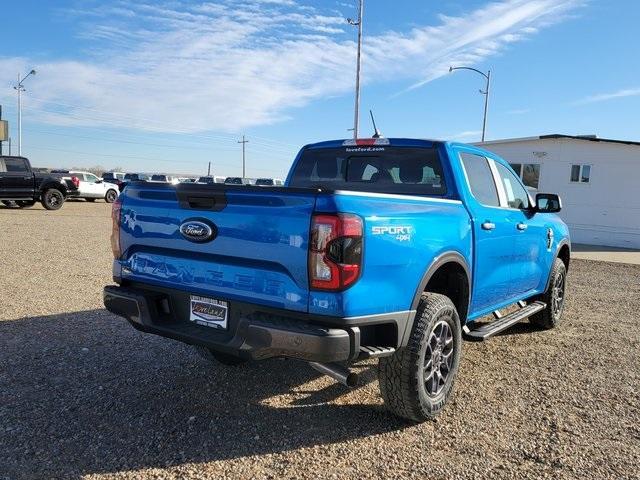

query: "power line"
left=24, top=145, right=285, bottom=174
left=24, top=128, right=293, bottom=161
left=1, top=95, right=299, bottom=149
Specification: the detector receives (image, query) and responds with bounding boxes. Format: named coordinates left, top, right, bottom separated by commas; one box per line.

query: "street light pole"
left=348, top=0, right=364, bottom=140
left=449, top=66, right=491, bottom=142
left=13, top=69, right=36, bottom=156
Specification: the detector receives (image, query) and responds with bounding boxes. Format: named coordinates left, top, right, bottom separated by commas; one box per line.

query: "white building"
left=476, top=134, right=640, bottom=249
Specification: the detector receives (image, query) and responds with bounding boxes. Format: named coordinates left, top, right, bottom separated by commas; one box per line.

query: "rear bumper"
left=104, top=285, right=368, bottom=363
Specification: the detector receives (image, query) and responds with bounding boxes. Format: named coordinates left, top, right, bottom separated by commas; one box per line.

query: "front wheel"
left=530, top=258, right=567, bottom=329
left=378, top=293, right=462, bottom=422
left=41, top=189, right=64, bottom=210
left=105, top=189, right=118, bottom=203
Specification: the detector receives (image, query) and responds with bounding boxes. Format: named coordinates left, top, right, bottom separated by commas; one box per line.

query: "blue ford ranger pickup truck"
left=104, top=138, right=570, bottom=422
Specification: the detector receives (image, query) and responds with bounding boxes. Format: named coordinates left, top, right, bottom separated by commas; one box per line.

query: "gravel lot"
left=1, top=202, right=639, bottom=480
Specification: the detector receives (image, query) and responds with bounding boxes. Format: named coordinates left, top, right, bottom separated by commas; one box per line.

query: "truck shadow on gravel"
left=1, top=309, right=406, bottom=479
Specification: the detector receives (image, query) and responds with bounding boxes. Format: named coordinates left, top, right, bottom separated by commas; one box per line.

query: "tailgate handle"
left=186, top=196, right=217, bottom=209
left=176, top=185, right=227, bottom=211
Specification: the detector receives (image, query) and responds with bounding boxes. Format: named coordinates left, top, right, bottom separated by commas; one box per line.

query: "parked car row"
left=111, top=173, right=284, bottom=186
left=1, top=158, right=288, bottom=212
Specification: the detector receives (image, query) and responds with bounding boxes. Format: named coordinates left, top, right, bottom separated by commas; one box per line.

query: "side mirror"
left=95, top=179, right=103, bottom=184
left=535, top=193, right=562, bottom=213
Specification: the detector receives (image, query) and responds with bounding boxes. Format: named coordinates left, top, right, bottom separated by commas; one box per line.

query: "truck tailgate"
left=117, top=183, right=318, bottom=312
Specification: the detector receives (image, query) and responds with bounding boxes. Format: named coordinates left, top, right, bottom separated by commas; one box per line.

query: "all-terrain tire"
left=530, top=258, right=567, bottom=329
left=105, top=189, right=118, bottom=203
left=378, top=293, right=462, bottom=422
left=41, top=189, right=64, bottom=210
left=193, top=345, right=247, bottom=366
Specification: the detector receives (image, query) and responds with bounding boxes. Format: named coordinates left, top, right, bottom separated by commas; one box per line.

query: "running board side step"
left=358, top=345, right=396, bottom=359
left=463, top=301, right=546, bottom=340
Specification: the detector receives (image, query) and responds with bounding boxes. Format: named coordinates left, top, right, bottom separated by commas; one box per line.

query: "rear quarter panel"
left=310, top=192, right=472, bottom=317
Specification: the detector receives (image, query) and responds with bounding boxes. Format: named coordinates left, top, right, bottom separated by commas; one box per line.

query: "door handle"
left=517, top=223, right=528, bottom=231
left=481, top=222, right=496, bottom=231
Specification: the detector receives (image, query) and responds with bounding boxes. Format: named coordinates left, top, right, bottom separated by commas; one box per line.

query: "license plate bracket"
left=189, top=295, right=228, bottom=330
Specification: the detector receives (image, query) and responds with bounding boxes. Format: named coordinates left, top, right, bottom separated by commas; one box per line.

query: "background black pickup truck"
left=0, top=156, right=78, bottom=210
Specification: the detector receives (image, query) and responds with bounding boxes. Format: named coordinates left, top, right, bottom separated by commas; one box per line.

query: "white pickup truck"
left=58, top=170, right=120, bottom=203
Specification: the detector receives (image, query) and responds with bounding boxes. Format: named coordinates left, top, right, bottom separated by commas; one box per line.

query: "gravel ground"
left=1, top=202, right=639, bottom=480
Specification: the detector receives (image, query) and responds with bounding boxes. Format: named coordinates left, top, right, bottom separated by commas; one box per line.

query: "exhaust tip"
left=309, top=361, right=359, bottom=388
left=345, top=371, right=359, bottom=388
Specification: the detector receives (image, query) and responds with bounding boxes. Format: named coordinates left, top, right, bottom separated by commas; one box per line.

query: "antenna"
left=369, top=110, right=382, bottom=138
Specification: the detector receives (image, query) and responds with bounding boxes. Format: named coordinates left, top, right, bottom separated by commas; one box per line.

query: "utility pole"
left=13, top=69, right=36, bottom=156
left=238, top=135, right=249, bottom=178
left=348, top=0, right=364, bottom=140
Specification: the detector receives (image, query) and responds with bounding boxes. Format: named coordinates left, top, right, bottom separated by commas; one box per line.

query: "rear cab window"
left=2, top=158, right=29, bottom=173
left=289, top=146, right=447, bottom=196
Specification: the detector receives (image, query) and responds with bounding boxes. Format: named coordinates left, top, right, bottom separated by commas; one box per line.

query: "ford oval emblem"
left=179, top=220, right=216, bottom=243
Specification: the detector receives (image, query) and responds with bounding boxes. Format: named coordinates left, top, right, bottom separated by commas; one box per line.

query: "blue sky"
left=1, top=0, right=639, bottom=178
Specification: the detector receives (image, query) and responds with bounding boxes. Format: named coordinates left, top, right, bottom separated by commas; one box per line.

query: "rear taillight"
left=71, top=176, right=80, bottom=188
left=110, top=197, right=122, bottom=259
left=309, top=214, right=363, bottom=291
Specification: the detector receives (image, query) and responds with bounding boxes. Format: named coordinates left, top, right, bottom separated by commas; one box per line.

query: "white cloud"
left=574, top=87, right=640, bottom=105
left=0, top=0, right=585, bottom=134
left=448, top=130, right=483, bottom=141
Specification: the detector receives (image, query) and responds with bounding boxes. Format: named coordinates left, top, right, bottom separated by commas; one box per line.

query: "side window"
left=4, top=158, right=28, bottom=173
left=570, top=164, right=591, bottom=183
left=494, top=162, right=530, bottom=209
left=522, top=164, right=540, bottom=190
left=509, top=162, right=540, bottom=189
left=86, top=174, right=99, bottom=183
left=460, top=152, right=500, bottom=207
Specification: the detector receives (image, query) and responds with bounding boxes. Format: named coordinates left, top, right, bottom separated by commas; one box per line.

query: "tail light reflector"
left=111, top=197, right=122, bottom=259
left=309, top=214, right=363, bottom=291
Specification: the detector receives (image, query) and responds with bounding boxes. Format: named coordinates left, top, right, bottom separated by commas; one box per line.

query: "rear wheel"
left=41, top=189, right=64, bottom=210
left=378, top=293, right=462, bottom=422
left=193, top=345, right=247, bottom=366
left=105, top=189, right=118, bottom=203
left=530, top=258, right=567, bottom=329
